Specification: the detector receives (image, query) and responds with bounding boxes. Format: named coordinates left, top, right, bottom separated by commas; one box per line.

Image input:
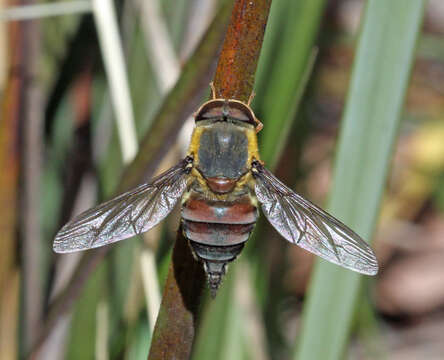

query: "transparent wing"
left=54, top=158, right=191, bottom=253
left=253, top=163, right=378, bottom=275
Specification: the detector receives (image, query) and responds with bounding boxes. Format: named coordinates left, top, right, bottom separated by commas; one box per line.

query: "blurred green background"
left=2, top=0, right=444, bottom=359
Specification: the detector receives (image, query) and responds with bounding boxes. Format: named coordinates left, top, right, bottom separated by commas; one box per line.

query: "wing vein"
left=253, top=164, right=378, bottom=275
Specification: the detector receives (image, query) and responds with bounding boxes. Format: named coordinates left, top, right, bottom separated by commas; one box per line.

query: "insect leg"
left=209, top=82, right=217, bottom=99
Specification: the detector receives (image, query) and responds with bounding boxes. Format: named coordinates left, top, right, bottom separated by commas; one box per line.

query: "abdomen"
left=181, top=191, right=258, bottom=293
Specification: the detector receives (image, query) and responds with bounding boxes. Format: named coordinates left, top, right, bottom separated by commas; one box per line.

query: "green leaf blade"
left=295, top=1, right=426, bottom=359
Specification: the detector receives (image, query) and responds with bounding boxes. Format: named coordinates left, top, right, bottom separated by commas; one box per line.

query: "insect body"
left=54, top=87, right=378, bottom=295
left=182, top=99, right=261, bottom=293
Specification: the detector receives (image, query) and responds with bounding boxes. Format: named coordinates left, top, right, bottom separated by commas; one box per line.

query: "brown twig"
left=147, top=230, right=206, bottom=360
left=28, top=2, right=235, bottom=358
left=0, top=14, right=22, bottom=360
left=212, top=0, right=272, bottom=102
left=147, top=0, right=272, bottom=359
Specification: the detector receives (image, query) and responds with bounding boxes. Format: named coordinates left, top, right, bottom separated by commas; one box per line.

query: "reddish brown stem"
left=213, top=0, right=272, bottom=102
left=147, top=230, right=205, bottom=359
left=0, top=15, right=22, bottom=360
left=147, top=0, right=272, bottom=359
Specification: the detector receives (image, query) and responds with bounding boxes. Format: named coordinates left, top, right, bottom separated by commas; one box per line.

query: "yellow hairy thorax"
left=186, top=122, right=261, bottom=201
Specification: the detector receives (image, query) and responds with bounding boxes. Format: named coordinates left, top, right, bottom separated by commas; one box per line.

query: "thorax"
left=187, top=121, right=259, bottom=197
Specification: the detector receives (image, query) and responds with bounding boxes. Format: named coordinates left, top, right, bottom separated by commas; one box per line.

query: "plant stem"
left=213, top=0, right=272, bottom=102
left=147, top=0, right=272, bottom=358
left=0, top=16, right=22, bottom=360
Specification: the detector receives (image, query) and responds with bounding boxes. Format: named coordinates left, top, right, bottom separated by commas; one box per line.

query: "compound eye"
left=195, top=100, right=226, bottom=122
left=196, top=107, right=223, bottom=121
left=229, top=108, right=250, bottom=122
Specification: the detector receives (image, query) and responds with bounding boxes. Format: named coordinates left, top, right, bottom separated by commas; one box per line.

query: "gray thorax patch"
left=197, top=123, right=248, bottom=179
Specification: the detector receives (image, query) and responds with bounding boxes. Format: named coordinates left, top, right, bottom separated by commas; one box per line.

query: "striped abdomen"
left=181, top=191, right=258, bottom=294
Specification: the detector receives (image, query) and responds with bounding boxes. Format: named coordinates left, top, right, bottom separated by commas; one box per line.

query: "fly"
left=54, top=84, right=378, bottom=295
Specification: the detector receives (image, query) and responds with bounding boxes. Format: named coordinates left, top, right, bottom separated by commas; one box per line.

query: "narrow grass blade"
left=137, top=0, right=180, bottom=92
left=21, top=16, right=45, bottom=351
left=66, top=263, right=107, bottom=359
left=248, top=0, right=326, bottom=318
left=295, top=1, right=425, bottom=359
left=92, top=0, right=137, bottom=163
left=192, top=270, right=237, bottom=360
left=126, top=317, right=151, bottom=360
left=0, top=1, right=91, bottom=22
left=258, top=0, right=326, bottom=167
